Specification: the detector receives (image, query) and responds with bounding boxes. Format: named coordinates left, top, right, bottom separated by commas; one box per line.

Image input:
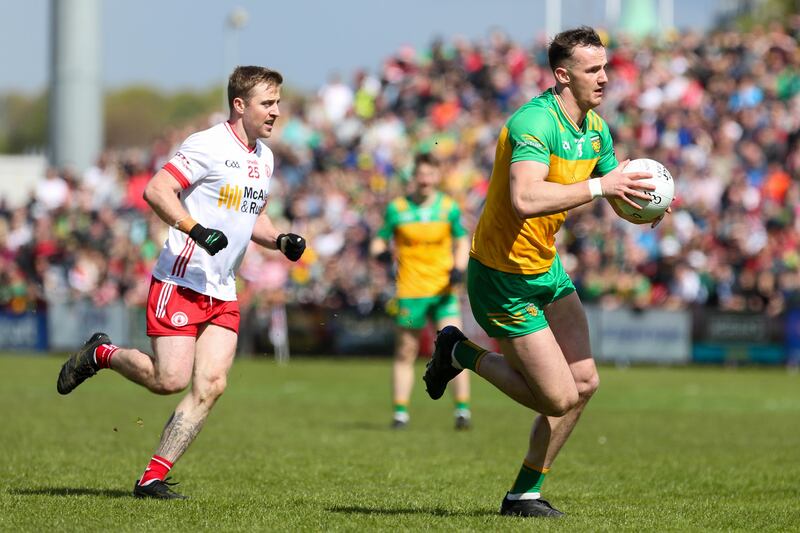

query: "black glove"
left=375, top=250, right=392, bottom=264
left=449, top=268, right=465, bottom=285
left=189, top=224, right=228, bottom=256
left=277, top=233, right=306, bottom=261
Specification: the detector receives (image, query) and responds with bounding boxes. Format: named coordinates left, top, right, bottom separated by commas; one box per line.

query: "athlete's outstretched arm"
left=369, top=237, right=393, bottom=265
left=143, top=169, right=197, bottom=233
left=509, top=159, right=654, bottom=219
left=250, top=209, right=281, bottom=250
left=453, top=235, right=470, bottom=271
left=369, top=237, right=388, bottom=257
left=251, top=210, right=306, bottom=260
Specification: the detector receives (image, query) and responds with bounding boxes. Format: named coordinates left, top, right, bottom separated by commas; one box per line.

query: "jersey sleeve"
left=592, top=118, right=619, bottom=177
left=163, top=132, right=213, bottom=189
left=508, top=107, right=554, bottom=165
left=376, top=201, right=397, bottom=241
left=261, top=145, right=275, bottom=194
left=446, top=198, right=467, bottom=238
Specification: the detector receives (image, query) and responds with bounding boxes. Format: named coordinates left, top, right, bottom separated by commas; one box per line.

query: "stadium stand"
left=1, top=26, right=799, bottom=355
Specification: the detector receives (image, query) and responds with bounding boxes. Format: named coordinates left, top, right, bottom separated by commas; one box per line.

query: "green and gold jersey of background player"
left=378, top=191, right=467, bottom=299
left=471, top=88, right=618, bottom=275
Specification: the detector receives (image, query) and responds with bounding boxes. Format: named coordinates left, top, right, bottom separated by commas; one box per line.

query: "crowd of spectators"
left=2, top=22, right=800, bottom=323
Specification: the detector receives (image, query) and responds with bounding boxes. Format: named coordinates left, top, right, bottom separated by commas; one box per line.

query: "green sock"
left=393, top=403, right=409, bottom=422
left=509, top=461, right=549, bottom=497
left=453, top=340, right=488, bottom=371
left=454, top=400, right=470, bottom=412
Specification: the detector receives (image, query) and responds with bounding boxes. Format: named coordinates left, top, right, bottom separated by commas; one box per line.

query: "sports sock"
left=451, top=340, right=488, bottom=371
left=93, top=344, right=119, bottom=369
left=454, top=400, right=470, bottom=415
left=138, top=455, right=173, bottom=487
left=393, top=403, right=409, bottom=422
left=507, top=460, right=549, bottom=500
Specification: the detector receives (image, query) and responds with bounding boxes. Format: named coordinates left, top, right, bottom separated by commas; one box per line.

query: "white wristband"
left=588, top=178, right=603, bottom=199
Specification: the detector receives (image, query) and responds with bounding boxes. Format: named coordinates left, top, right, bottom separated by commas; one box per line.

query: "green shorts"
left=467, top=255, right=575, bottom=338
left=395, top=293, right=460, bottom=330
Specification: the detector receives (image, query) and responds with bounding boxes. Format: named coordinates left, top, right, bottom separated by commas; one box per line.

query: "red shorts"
left=146, top=277, right=240, bottom=337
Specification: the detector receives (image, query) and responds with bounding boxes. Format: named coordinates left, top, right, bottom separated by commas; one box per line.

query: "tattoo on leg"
left=156, top=410, right=205, bottom=462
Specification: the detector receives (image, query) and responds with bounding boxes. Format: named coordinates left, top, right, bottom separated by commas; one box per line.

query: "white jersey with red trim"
left=151, top=121, right=273, bottom=301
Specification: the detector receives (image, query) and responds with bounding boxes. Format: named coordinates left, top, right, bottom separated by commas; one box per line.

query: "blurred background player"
left=55, top=66, right=307, bottom=499
left=423, top=27, right=660, bottom=517
left=371, top=153, right=472, bottom=430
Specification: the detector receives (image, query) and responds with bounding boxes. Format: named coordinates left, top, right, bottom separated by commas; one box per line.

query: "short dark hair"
left=227, top=66, right=283, bottom=111
left=414, top=152, right=440, bottom=171
left=548, top=26, right=604, bottom=71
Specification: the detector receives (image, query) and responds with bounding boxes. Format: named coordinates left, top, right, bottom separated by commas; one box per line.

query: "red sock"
left=94, top=344, right=118, bottom=369
left=138, top=455, right=173, bottom=486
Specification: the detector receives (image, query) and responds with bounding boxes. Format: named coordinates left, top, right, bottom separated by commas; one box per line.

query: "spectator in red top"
left=124, top=160, right=151, bottom=213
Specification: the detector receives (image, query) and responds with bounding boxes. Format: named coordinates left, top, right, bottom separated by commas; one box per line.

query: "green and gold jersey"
left=471, top=88, right=618, bottom=275
left=378, top=191, right=467, bottom=298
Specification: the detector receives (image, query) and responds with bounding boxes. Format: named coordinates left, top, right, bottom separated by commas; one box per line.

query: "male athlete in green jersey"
left=423, top=26, right=665, bottom=517
left=372, top=153, right=471, bottom=430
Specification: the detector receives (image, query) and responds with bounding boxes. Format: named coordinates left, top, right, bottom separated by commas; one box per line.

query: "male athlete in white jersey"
left=56, top=66, right=306, bottom=499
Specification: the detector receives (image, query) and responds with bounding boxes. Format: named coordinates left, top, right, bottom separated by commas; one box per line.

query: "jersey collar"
left=407, top=190, right=441, bottom=209
left=225, top=121, right=257, bottom=153
left=551, top=89, right=585, bottom=134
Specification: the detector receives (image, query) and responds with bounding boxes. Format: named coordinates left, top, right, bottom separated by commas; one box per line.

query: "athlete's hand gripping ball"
left=189, top=224, right=229, bottom=256
left=277, top=233, right=306, bottom=261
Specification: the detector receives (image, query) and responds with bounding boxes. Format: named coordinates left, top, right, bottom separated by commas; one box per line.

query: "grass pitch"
left=0, top=354, right=798, bottom=531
